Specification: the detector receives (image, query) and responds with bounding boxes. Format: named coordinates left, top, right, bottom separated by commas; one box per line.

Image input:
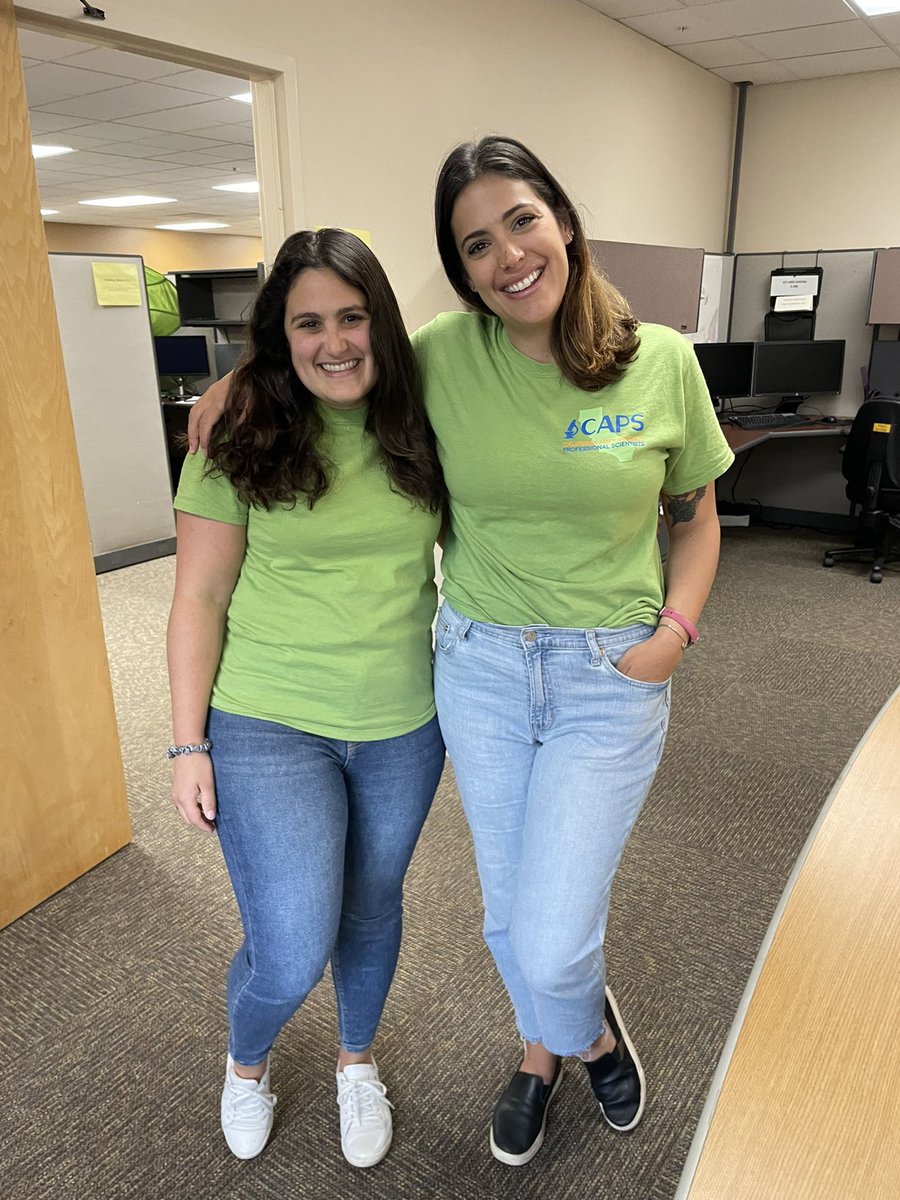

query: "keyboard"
left=728, top=413, right=810, bottom=430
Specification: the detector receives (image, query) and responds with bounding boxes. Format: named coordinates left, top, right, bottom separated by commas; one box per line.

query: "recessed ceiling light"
left=40, top=208, right=59, bottom=216
left=32, top=144, right=75, bottom=159
left=212, top=180, right=260, bottom=193
left=230, top=92, right=253, bottom=104
left=156, top=221, right=231, bottom=231
left=851, top=1, right=900, bottom=13
left=79, top=195, right=178, bottom=207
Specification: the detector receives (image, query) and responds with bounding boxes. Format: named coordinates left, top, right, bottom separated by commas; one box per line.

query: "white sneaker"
left=335, top=1059, right=394, bottom=1168
left=220, top=1055, right=277, bottom=1159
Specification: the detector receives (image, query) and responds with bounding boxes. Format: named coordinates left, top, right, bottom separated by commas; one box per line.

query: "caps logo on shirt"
left=563, top=408, right=645, bottom=458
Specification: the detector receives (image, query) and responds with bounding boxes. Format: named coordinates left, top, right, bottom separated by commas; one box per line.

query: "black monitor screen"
left=752, top=340, right=845, bottom=398
left=153, top=335, right=210, bottom=377
left=869, top=340, right=900, bottom=397
left=693, top=342, right=754, bottom=401
left=213, top=342, right=246, bottom=379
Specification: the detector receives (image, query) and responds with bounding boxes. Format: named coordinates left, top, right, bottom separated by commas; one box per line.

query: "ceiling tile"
left=677, top=0, right=858, bottom=40
left=57, top=46, right=193, bottom=80
left=157, top=148, right=250, bottom=166
left=780, top=44, right=900, bottom=78
left=742, top=20, right=883, bottom=58
left=711, top=60, right=797, bottom=83
left=24, top=62, right=139, bottom=107
left=622, top=7, right=723, bottom=43
left=34, top=81, right=227, bottom=121
left=159, top=68, right=249, bottom=97
left=577, top=0, right=686, bottom=16
left=115, top=100, right=253, bottom=132
left=16, top=29, right=96, bottom=61
left=51, top=120, right=163, bottom=140
left=870, top=13, right=900, bottom=42
left=27, top=111, right=95, bottom=134
left=130, top=132, right=225, bottom=152
left=676, top=37, right=762, bottom=67
left=185, top=123, right=255, bottom=144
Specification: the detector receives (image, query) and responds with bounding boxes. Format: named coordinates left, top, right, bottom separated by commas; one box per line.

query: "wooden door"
left=0, top=0, right=132, bottom=929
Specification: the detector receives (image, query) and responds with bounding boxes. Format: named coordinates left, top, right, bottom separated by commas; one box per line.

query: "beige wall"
left=42, top=223, right=263, bottom=273
left=736, top=70, right=900, bottom=253
left=16, top=0, right=736, bottom=331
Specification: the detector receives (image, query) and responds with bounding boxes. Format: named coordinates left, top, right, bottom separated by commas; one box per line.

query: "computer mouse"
left=821, top=415, right=838, bottom=424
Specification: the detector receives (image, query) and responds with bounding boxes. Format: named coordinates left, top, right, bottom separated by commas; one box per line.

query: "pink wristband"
left=658, top=606, right=699, bottom=646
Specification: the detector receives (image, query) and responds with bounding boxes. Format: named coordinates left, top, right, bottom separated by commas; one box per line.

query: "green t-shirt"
left=174, top=404, right=440, bottom=740
left=413, top=313, right=734, bottom=628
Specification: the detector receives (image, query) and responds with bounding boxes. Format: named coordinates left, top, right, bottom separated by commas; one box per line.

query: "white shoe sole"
left=601, top=986, right=646, bottom=1132
left=489, top=1065, right=564, bottom=1166
left=342, top=1133, right=393, bottom=1169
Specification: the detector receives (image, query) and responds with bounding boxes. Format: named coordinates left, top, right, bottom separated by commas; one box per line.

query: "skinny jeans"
left=434, top=601, right=670, bottom=1057
left=208, top=706, right=445, bottom=1065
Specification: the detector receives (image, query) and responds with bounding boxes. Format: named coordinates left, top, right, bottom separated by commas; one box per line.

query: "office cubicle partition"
left=49, top=253, right=176, bottom=571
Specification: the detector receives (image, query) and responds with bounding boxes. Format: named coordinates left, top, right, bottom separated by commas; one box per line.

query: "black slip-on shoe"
left=583, top=986, right=646, bottom=1132
left=489, top=1059, right=563, bottom=1166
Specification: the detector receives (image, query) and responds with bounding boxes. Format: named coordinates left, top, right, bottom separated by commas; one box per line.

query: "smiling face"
left=450, top=173, right=572, bottom=354
left=283, top=267, right=377, bottom=409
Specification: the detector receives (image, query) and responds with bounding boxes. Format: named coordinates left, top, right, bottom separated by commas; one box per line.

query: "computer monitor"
left=213, top=341, right=246, bottom=379
left=751, top=339, right=845, bottom=413
left=153, top=335, right=210, bottom=397
left=868, top=339, right=900, bottom=398
left=693, top=342, right=754, bottom=407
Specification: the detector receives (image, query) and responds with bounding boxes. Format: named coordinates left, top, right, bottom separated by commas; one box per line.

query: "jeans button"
left=525, top=631, right=537, bottom=642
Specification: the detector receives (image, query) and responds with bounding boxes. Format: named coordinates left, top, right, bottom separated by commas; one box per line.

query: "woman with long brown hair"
left=168, top=228, right=444, bottom=1168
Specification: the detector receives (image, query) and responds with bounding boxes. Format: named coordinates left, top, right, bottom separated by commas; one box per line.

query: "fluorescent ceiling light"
left=851, top=1, right=900, bottom=13
left=230, top=92, right=252, bottom=104
left=156, top=221, right=230, bottom=231
left=32, top=144, right=75, bottom=158
left=212, top=180, right=259, bottom=193
left=79, top=195, right=177, bottom=207
left=40, top=208, right=59, bottom=215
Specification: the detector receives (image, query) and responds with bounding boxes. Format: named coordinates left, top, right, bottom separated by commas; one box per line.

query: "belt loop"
left=586, top=628, right=603, bottom=664
left=458, top=616, right=472, bottom=641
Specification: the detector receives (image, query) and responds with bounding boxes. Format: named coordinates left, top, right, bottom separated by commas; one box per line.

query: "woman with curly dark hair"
left=167, top=228, right=445, bottom=1169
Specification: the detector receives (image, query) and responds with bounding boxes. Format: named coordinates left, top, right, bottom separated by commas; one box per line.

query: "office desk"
left=720, top=418, right=852, bottom=455
left=676, top=685, right=900, bottom=1200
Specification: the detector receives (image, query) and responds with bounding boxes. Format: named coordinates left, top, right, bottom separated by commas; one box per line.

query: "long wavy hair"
left=210, top=228, right=444, bottom=511
left=435, top=135, right=639, bottom=391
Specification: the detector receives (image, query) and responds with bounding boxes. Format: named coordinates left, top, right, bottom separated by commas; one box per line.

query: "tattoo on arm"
left=664, top=485, right=707, bottom=526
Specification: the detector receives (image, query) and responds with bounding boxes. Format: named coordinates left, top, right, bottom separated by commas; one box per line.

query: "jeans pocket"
left=435, top=604, right=458, bottom=654
left=600, top=628, right=671, bottom=691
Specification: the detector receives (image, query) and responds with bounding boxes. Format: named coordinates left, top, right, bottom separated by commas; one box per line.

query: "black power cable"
left=80, top=2, right=105, bottom=18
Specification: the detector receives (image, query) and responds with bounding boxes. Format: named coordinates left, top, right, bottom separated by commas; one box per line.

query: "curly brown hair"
left=210, top=228, right=444, bottom=511
left=434, top=135, right=639, bottom=392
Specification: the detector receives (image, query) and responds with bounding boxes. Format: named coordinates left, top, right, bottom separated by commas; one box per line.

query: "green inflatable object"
left=144, top=265, right=180, bottom=335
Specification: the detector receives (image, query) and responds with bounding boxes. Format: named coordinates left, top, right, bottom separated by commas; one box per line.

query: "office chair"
left=764, top=311, right=816, bottom=341
left=823, top=398, right=900, bottom=583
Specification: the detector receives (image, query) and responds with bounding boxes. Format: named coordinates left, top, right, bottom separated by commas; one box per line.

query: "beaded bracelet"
left=166, top=738, right=212, bottom=761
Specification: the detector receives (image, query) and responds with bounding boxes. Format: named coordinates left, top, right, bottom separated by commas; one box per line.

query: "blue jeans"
left=434, top=601, right=670, bottom=1057
left=207, top=707, right=445, bottom=1065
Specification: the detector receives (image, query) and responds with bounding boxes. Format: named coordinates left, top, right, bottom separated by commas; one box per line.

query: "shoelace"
left=223, top=1076, right=277, bottom=1128
left=337, top=1076, right=394, bottom=1128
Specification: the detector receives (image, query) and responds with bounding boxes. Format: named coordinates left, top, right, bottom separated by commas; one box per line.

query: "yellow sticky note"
left=873, top=422, right=892, bottom=433
left=314, top=225, right=372, bottom=248
left=91, top=262, right=142, bottom=306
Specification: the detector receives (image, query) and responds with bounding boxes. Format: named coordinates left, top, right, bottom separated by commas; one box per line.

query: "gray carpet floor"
left=2, top=527, right=898, bottom=1200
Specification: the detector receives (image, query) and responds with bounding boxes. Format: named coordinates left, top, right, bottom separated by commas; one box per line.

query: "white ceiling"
left=20, top=3, right=900, bottom=237
left=19, top=27, right=261, bottom=236
left=578, top=0, right=900, bottom=84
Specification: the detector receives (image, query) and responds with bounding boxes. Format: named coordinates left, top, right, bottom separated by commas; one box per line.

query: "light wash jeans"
left=434, top=601, right=670, bottom=1057
left=207, top=707, right=445, bottom=1065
